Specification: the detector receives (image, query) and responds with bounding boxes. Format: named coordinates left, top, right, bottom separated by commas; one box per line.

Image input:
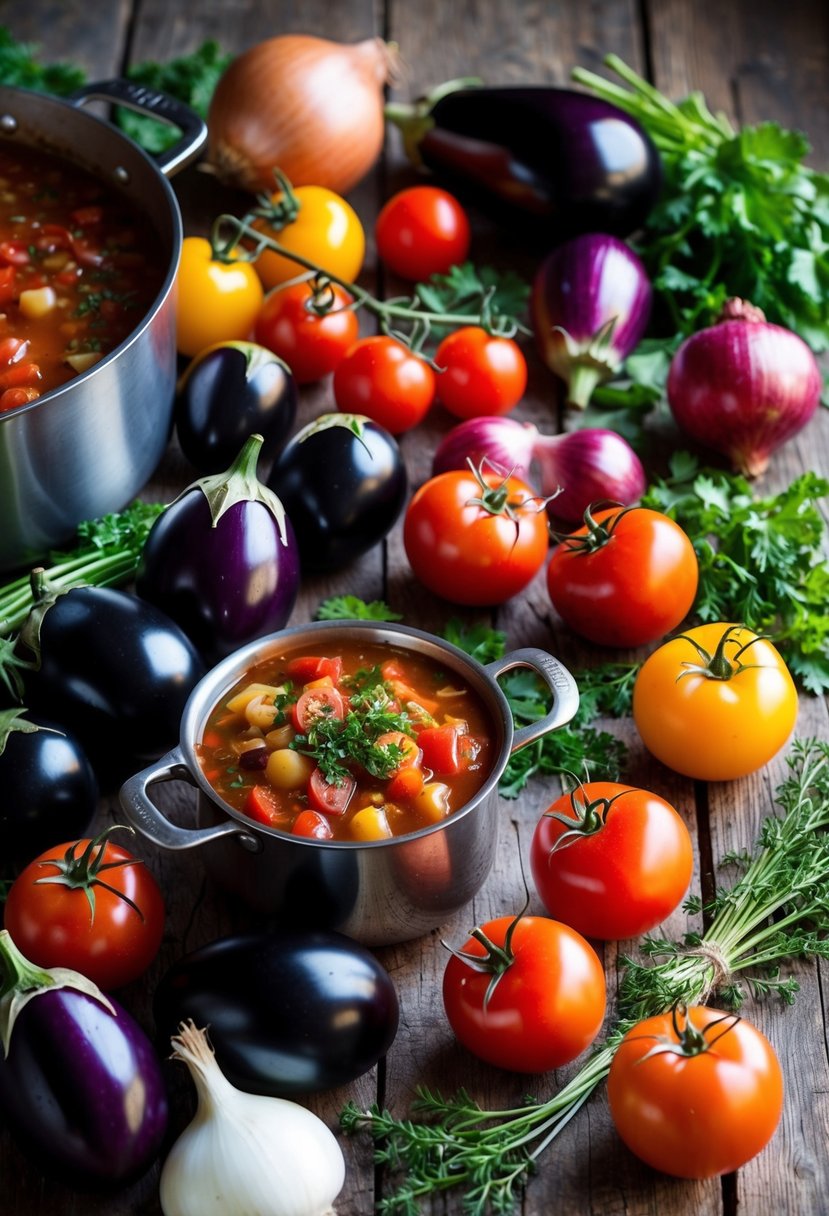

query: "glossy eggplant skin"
left=266, top=414, right=407, bottom=572
left=19, top=587, right=205, bottom=778
left=136, top=491, right=300, bottom=664
left=0, top=715, right=98, bottom=875
left=0, top=987, right=168, bottom=1187
left=153, top=930, right=399, bottom=1097
left=393, top=86, right=662, bottom=240
left=175, top=342, right=298, bottom=474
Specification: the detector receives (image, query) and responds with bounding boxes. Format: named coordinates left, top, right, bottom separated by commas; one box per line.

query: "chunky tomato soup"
left=197, top=642, right=494, bottom=842
left=0, top=142, right=165, bottom=412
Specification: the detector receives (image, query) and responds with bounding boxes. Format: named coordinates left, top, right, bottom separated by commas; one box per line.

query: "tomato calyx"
left=631, top=1002, right=741, bottom=1064
left=542, top=780, right=628, bottom=853
left=464, top=458, right=552, bottom=522
left=442, top=895, right=529, bottom=1010
left=250, top=169, right=302, bottom=230
left=554, top=501, right=631, bottom=553
left=31, top=825, right=146, bottom=924
left=674, top=623, right=770, bottom=682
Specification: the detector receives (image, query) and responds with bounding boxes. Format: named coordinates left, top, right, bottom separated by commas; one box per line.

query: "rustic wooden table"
left=1, top=1, right=828, bottom=1213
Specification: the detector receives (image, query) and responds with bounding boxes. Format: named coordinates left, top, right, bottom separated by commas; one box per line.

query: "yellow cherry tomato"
left=252, top=185, right=365, bottom=289
left=632, top=623, right=798, bottom=781
left=175, top=237, right=264, bottom=357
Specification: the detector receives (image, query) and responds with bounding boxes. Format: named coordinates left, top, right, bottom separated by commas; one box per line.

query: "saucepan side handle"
left=70, top=78, right=208, bottom=175
left=485, top=647, right=580, bottom=754
left=119, top=747, right=263, bottom=853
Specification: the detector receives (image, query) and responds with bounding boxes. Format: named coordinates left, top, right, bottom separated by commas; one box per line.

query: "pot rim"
left=179, top=619, right=517, bottom=851
left=0, top=82, right=184, bottom=422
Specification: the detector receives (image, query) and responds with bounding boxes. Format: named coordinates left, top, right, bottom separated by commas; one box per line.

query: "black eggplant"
left=385, top=81, right=662, bottom=240
left=0, top=931, right=168, bottom=1188
left=136, top=433, right=300, bottom=664
left=266, top=413, right=407, bottom=572
left=16, top=575, right=205, bottom=779
left=153, top=929, right=399, bottom=1096
left=0, top=708, right=97, bottom=875
left=175, top=340, right=298, bottom=474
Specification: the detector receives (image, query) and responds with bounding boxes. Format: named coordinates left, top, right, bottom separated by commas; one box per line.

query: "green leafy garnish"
left=116, top=40, right=231, bottom=153
left=414, top=262, right=531, bottom=338
left=316, top=596, right=402, bottom=622
left=0, top=26, right=85, bottom=95
left=643, top=456, right=829, bottom=692
left=291, top=680, right=412, bottom=785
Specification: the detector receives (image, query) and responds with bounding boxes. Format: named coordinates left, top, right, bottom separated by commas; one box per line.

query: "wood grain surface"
left=0, top=1, right=827, bottom=1213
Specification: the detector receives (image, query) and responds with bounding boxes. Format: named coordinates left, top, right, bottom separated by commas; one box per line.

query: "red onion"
left=667, top=299, right=822, bottom=477
left=431, top=415, right=646, bottom=523
left=531, top=233, right=652, bottom=408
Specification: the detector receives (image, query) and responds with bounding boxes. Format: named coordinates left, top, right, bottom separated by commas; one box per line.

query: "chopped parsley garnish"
left=290, top=680, right=413, bottom=785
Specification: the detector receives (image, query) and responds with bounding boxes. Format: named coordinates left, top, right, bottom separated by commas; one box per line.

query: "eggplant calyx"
left=0, top=929, right=114, bottom=1058
left=17, top=568, right=81, bottom=672
left=0, top=706, right=61, bottom=756
left=32, top=824, right=145, bottom=925
left=545, top=320, right=620, bottom=409
left=175, top=340, right=288, bottom=395
left=0, top=636, right=35, bottom=701
left=384, top=76, right=483, bottom=166
left=177, top=432, right=290, bottom=542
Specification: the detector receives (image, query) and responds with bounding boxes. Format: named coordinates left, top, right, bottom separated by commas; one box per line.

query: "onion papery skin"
left=667, top=310, right=822, bottom=477
left=432, top=416, right=646, bottom=524
left=207, top=35, right=397, bottom=195
left=532, top=233, right=652, bottom=408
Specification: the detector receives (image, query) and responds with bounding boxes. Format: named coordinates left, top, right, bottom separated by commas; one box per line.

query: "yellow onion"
left=207, top=34, right=398, bottom=195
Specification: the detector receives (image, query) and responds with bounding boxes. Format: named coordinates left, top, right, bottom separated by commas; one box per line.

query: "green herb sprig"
left=343, top=738, right=829, bottom=1214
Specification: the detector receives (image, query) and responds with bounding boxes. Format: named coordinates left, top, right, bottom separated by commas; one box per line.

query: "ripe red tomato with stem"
left=434, top=326, right=527, bottom=418
left=546, top=504, right=699, bottom=648
left=253, top=280, right=359, bottom=382
left=530, top=781, right=693, bottom=941
left=403, top=463, right=550, bottom=605
left=442, top=909, right=606, bottom=1072
left=375, top=185, right=471, bottom=281
left=333, top=335, right=436, bottom=433
left=3, top=826, right=165, bottom=990
left=608, top=1003, right=784, bottom=1178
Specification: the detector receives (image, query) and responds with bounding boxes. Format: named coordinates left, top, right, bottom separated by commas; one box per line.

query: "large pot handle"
left=69, top=79, right=208, bottom=176
left=485, top=647, right=579, bottom=753
left=119, top=747, right=263, bottom=853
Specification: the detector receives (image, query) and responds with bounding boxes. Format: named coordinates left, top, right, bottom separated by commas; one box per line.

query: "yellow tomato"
left=252, top=185, right=365, bottom=289
left=175, top=237, right=264, bottom=357
left=632, top=623, right=798, bottom=781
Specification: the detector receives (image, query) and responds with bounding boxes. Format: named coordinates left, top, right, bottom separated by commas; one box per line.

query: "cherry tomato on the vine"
left=442, top=913, right=606, bottom=1072
left=333, top=336, right=436, bottom=433
left=434, top=326, right=527, bottom=418
left=252, top=184, right=365, bottom=289
left=176, top=236, right=264, bottom=358
left=403, top=465, right=549, bottom=605
left=254, top=281, right=359, bottom=383
left=632, top=623, right=798, bottom=781
left=4, top=831, right=165, bottom=990
left=530, top=782, right=693, bottom=941
left=546, top=504, right=698, bottom=648
left=375, top=185, right=471, bottom=281
left=608, top=1004, right=784, bottom=1179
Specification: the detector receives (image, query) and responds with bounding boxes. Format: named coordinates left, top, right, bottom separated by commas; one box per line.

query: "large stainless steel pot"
left=120, top=621, right=580, bottom=946
left=0, top=80, right=207, bottom=571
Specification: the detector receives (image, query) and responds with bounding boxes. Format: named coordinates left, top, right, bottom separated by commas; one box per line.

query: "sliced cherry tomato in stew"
left=285, top=655, right=344, bottom=684
left=245, top=784, right=288, bottom=827
left=292, top=809, right=334, bottom=839
left=308, top=768, right=356, bottom=816
left=292, top=686, right=346, bottom=733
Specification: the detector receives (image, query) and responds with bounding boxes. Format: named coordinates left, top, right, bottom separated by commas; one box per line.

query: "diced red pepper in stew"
left=0, top=240, right=30, bottom=266
left=0, top=386, right=40, bottom=411
left=418, top=724, right=463, bottom=775
left=285, top=654, right=344, bottom=684
left=292, top=809, right=334, bottom=839
left=244, top=785, right=289, bottom=827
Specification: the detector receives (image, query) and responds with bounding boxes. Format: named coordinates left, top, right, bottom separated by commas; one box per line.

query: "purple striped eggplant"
left=531, top=233, right=652, bottom=408
left=0, top=930, right=167, bottom=1187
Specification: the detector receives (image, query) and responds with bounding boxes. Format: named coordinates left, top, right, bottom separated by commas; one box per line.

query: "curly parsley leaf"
left=116, top=40, right=231, bottom=153
left=644, top=456, right=829, bottom=693
left=413, top=262, right=531, bottom=340
left=0, top=26, right=85, bottom=95
left=316, top=596, right=402, bottom=622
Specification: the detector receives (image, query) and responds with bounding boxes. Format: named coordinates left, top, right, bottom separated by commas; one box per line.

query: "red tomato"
left=546, top=505, right=698, bottom=648
left=292, top=686, right=346, bottom=733
left=308, top=768, right=356, bottom=816
left=292, top=809, right=334, bottom=839
left=403, top=466, right=549, bottom=605
left=245, top=784, right=289, bottom=827
left=375, top=186, right=471, bottom=281
left=4, top=833, right=165, bottom=990
left=332, top=336, right=436, bottom=433
left=530, top=782, right=693, bottom=940
left=608, top=1005, right=784, bottom=1178
left=285, top=654, right=344, bottom=684
left=418, top=724, right=462, bottom=775
left=442, top=914, right=606, bottom=1072
left=434, top=326, right=527, bottom=418
left=253, top=281, right=359, bottom=382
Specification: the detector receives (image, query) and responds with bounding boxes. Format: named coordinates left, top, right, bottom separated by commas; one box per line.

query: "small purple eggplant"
left=135, top=433, right=300, bottom=664
left=0, top=929, right=168, bottom=1188
left=531, top=233, right=652, bottom=408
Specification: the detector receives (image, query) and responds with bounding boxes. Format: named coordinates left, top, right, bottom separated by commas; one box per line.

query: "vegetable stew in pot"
left=0, top=142, right=165, bottom=411
left=197, top=639, right=494, bottom=842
